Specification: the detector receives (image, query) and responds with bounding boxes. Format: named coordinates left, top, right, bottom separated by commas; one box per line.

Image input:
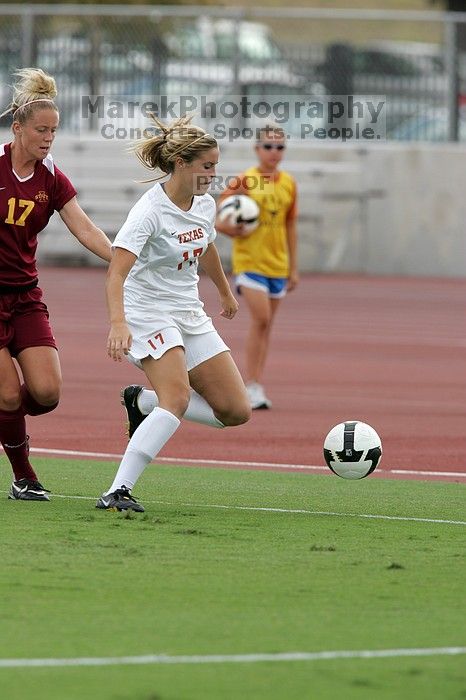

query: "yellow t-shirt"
left=221, top=167, right=297, bottom=278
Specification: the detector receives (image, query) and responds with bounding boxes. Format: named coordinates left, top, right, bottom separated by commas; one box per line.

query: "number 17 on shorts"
left=147, top=332, right=165, bottom=351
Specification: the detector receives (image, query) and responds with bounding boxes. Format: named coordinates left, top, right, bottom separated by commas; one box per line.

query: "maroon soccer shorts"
left=0, top=285, right=58, bottom=357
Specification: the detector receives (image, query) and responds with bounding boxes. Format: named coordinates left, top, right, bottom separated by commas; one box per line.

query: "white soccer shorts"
left=126, top=309, right=230, bottom=371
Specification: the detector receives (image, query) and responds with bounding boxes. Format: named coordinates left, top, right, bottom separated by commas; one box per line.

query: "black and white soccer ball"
left=217, top=194, right=260, bottom=233
left=323, top=421, right=382, bottom=480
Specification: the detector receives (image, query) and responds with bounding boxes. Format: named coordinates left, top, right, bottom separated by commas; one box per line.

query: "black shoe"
left=121, top=385, right=146, bottom=438
left=9, top=478, right=50, bottom=501
left=96, top=486, right=145, bottom=512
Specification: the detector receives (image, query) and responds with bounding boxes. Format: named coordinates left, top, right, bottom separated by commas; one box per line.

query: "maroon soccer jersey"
left=0, top=143, right=77, bottom=287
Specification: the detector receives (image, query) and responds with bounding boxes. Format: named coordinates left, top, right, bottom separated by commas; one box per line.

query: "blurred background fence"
left=1, top=5, right=465, bottom=276
left=2, top=5, right=466, bottom=139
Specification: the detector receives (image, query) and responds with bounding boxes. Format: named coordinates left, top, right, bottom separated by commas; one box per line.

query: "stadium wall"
left=2, top=130, right=464, bottom=277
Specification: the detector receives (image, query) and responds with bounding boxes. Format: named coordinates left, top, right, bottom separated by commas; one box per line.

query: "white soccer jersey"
left=113, top=183, right=217, bottom=318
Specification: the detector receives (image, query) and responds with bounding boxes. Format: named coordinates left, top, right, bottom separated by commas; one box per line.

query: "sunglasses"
left=260, top=143, right=286, bottom=151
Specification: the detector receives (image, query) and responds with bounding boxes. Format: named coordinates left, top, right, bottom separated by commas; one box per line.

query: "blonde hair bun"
left=1, top=67, right=58, bottom=120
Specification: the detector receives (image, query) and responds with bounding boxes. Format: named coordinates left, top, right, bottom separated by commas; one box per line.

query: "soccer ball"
left=217, top=194, right=260, bottom=233
left=323, top=421, right=382, bottom=480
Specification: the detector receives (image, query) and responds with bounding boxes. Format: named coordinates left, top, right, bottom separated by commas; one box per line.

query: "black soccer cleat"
left=121, top=385, right=147, bottom=439
left=9, top=478, right=51, bottom=501
left=95, top=486, right=145, bottom=512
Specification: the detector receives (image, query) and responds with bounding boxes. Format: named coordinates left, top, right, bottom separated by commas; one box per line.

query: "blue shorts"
left=236, top=272, right=287, bottom=299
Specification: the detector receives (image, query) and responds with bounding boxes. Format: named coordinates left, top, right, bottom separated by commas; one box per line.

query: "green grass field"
left=0, top=457, right=464, bottom=700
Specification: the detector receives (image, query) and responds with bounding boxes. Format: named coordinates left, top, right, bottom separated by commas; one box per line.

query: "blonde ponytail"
left=132, top=114, right=217, bottom=183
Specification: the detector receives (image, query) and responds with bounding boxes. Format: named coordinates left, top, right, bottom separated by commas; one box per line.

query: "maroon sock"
left=0, top=408, right=37, bottom=481
left=20, top=385, right=58, bottom=416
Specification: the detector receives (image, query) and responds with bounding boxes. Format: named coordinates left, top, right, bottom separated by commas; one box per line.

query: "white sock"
left=184, top=391, right=224, bottom=428
left=105, top=407, right=180, bottom=494
left=138, top=388, right=157, bottom=414
left=138, top=388, right=224, bottom=429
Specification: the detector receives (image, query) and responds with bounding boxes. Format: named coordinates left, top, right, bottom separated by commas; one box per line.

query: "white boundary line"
left=21, top=493, right=466, bottom=526
left=154, top=501, right=466, bottom=526
left=25, top=447, right=466, bottom=479
left=0, top=646, right=464, bottom=669
left=2, top=447, right=465, bottom=524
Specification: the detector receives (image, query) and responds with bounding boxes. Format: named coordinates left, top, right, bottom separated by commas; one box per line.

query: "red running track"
left=17, top=268, right=466, bottom=482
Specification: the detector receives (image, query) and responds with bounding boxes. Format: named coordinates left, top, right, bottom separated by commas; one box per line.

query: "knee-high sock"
left=21, top=385, right=58, bottom=416
left=138, top=388, right=224, bottom=428
left=105, top=407, right=180, bottom=494
left=0, top=408, right=37, bottom=481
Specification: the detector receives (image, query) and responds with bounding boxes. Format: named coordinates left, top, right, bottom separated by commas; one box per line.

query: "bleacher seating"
left=0, top=130, right=365, bottom=272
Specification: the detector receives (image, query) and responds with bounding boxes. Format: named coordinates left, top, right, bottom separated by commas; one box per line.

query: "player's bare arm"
left=59, top=196, right=112, bottom=263
left=286, top=219, right=299, bottom=292
left=106, top=247, right=137, bottom=361
left=200, top=243, right=238, bottom=319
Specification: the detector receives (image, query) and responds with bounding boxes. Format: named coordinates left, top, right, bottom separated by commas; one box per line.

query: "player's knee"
left=35, top=386, right=61, bottom=407
left=253, top=314, right=272, bottom=332
left=161, top=384, right=191, bottom=419
left=29, top=381, right=61, bottom=406
left=219, top=401, right=252, bottom=427
left=0, top=388, right=22, bottom=412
